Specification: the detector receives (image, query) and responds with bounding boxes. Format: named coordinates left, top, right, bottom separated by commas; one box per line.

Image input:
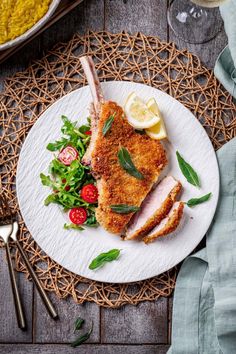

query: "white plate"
left=0, top=0, right=61, bottom=51
left=16, top=81, right=219, bottom=283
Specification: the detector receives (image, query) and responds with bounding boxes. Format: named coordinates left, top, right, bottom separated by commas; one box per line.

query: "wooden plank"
left=0, top=249, right=33, bottom=342
left=168, top=24, right=227, bottom=69
left=105, top=0, right=168, bottom=40
left=34, top=291, right=100, bottom=343
left=101, top=298, right=168, bottom=344
left=41, top=0, right=105, bottom=50
left=0, top=344, right=170, bottom=354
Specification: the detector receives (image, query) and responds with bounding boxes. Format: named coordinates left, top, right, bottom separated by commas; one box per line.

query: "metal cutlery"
left=0, top=194, right=58, bottom=326
left=10, top=220, right=58, bottom=320
left=0, top=196, right=26, bottom=330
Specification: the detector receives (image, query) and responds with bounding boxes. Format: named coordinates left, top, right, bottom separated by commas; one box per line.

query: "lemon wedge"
left=124, top=92, right=160, bottom=129
left=145, top=98, right=167, bottom=140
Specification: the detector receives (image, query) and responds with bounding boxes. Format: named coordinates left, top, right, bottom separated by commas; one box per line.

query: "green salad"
left=40, top=115, right=98, bottom=230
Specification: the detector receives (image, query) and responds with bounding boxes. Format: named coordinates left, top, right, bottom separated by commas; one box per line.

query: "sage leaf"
left=102, top=112, right=116, bottom=136
left=176, top=151, right=200, bottom=187
left=118, top=147, right=144, bottom=180
left=187, top=193, right=212, bottom=207
left=71, top=321, right=93, bottom=347
left=74, top=317, right=85, bottom=331
left=110, top=204, right=140, bottom=214
left=89, top=249, right=121, bottom=270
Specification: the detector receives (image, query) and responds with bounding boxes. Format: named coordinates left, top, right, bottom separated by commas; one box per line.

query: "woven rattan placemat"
left=0, top=31, right=235, bottom=308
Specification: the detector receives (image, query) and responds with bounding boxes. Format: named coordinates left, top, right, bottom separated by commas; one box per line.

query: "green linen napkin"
left=168, top=137, right=236, bottom=354
left=214, top=0, right=236, bottom=98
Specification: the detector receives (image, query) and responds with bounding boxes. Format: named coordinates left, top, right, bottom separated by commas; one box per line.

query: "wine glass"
left=168, top=0, right=226, bottom=44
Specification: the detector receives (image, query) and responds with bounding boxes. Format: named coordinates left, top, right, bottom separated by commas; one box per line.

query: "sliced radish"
left=58, top=146, right=78, bottom=166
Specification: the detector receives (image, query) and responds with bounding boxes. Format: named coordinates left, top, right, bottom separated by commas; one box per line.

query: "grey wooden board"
left=0, top=344, right=170, bottom=354
left=105, top=0, right=168, bottom=40
left=0, top=0, right=228, bottom=352
left=0, top=249, right=33, bottom=342
left=101, top=298, right=168, bottom=344
left=34, top=291, right=100, bottom=343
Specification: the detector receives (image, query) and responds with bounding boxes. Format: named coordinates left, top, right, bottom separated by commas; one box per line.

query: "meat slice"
left=143, top=202, right=184, bottom=244
left=125, top=176, right=182, bottom=240
left=80, top=56, right=168, bottom=234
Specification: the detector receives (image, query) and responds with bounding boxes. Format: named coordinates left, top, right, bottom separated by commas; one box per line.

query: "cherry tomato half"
left=85, top=130, right=92, bottom=135
left=69, top=207, right=87, bottom=225
left=58, top=146, right=78, bottom=166
left=81, top=184, right=98, bottom=203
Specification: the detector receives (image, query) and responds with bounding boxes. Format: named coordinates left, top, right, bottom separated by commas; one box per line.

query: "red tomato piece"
left=69, top=207, right=87, bottom=225
left=58, top=146, right=78, bottom=166
left=85, top=130, right=92, bottom=135
left=81, top=184, right=98, bottom=203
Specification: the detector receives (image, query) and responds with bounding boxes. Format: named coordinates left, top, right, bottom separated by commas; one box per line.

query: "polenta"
left=0, top=0, right=52, bottom=45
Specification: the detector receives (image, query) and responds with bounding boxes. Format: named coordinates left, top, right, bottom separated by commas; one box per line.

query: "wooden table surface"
left=0, top=1, right=227, bottom=353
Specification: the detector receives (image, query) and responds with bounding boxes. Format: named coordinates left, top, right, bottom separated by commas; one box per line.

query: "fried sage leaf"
left=71, top=321, right=93, bottom=347
left=118, top=147, right=144, bottom=180
left=89, top=249, right=121, bottom=270
left=187, top=193, right=212, bottom=207
left=110, top=204, right=140, bottom=214
left=74, top=317, right=85, bottom=331
left=176, top=151, right=200, bottom=187
left=102, top=112, right=116, bottom=136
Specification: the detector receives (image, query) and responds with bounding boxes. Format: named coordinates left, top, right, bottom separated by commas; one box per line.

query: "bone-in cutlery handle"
left=15, top=239, right=58, bottom=320
left=6, top=243, right=26, bottom=330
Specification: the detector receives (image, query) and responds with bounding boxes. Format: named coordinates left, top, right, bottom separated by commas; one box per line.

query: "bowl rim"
left=0, top=0, right=61, bottom=51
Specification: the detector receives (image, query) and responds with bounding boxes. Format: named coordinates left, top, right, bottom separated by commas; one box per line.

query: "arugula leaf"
left=40, top=173, right=53, bottom=187
left=84, top=213, right=99, bottom=227
left=71, top=321, right=93, bottom=347
left=118, top=147, right=144, bottom=180
left=176, top=151, right=200, bottom=187
left=187, top=193, right=212, bottom=207
left=47, top=137, right=68, bottom=152
left=41, top=115, right=98, bottom=227
left=44, top=194, right=59, bottom=206
left=110, top=204, right=140, bottom=214
left=89, top=249, right=121, bottom=270
left=64, top=223, right=84, bottom=231
left=79, top=124, right=90, bottom=134
left=102, top=112, right=116, bottom=136
left=74, top=317, right=85, bottom=331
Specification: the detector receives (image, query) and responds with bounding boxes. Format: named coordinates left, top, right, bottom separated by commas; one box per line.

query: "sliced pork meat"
left=143, top=201, right=184, bottom=244
left=125, top=176, right=182, bottom=240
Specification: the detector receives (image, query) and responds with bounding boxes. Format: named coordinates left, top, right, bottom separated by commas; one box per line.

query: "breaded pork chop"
left=92, top=101, right=167, bottom=234
left=80, top=56, right=167, bottom=234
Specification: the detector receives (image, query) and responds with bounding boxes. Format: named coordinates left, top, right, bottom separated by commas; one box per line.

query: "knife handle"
left=6, top=243, right=26, bottom=330
left=15, top=239, right=58, bottom=320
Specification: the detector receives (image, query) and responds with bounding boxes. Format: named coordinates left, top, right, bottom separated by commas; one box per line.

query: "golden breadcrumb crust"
left=91, top=101, right=168, bottom=234
left=126, top=182, right=182, bottom=240
left=143, top=202, right=184, bottom=244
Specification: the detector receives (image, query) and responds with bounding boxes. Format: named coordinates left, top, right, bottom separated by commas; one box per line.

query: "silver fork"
left=2, top=196, right=58, bottom=320
left=0, top=196, right=26, bottom=330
